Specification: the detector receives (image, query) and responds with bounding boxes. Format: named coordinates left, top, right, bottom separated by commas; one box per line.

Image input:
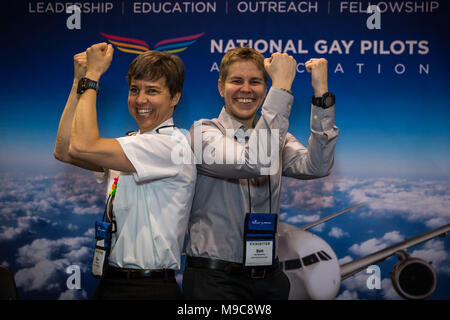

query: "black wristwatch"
left=312, top=92, right=335, bottom=109
left=77, top=77, right=99, bottom=95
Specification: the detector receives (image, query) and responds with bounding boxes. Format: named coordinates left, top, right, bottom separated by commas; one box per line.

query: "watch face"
left=78, top=77, right=98, bottom=94
left=324, top=96, right=333, bottom=106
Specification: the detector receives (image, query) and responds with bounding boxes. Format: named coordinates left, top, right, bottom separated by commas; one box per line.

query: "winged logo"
left=100, top=32, right=205, bottom=55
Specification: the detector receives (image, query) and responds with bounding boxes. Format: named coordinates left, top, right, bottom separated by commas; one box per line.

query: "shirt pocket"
left=111, top=175, right=132, bottom=214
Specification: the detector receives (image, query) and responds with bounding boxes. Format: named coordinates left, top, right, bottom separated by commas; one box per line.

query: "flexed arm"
left=283, top=58, right=339, bottom=179
left=68, top=43, right=135, bottom=172
left=54, top=51, right=103, bottom=171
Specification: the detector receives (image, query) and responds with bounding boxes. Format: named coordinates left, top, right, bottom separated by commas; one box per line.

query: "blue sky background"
left=1, top=0, right=449, bottom=300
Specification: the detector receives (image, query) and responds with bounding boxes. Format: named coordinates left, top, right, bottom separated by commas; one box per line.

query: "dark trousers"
left=182, top=266, right=290, bottom=300
left=94, top=276, right=183, bottom=300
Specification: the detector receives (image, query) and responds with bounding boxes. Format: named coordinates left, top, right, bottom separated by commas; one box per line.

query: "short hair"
left=126, top=51, right=185, bottom=99
left=219, top=47, right=268, bottom=86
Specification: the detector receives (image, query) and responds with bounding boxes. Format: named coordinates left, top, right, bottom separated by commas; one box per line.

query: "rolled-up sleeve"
left=282, top=104, right=339, bottom=178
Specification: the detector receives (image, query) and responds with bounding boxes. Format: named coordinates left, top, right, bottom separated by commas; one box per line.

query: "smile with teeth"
left=136, top=108, right=154, bottom=116
left=235, top=98, right=254, bottom=103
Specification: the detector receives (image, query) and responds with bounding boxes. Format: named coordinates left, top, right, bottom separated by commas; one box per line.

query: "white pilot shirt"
left=95, top=118, right=196, bottom=270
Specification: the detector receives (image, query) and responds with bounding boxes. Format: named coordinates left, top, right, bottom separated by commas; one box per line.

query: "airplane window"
left=302, top=253, right=319, bottom=266
left=285, top=259, right=302, bottom=270
left=317, top=251, right=329, bottom=261
left=321, top=250, right=332, bottom=260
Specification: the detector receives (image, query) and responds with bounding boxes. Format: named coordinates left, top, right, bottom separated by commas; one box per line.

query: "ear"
left=170, top=92, right=182, bottom=107
left=218, top=78, right=224, bottom=97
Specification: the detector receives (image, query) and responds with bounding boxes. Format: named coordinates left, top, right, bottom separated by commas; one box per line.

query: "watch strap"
left=77, top=77, right=99, bottom=95
left=312, top=92, right=335, bottom=109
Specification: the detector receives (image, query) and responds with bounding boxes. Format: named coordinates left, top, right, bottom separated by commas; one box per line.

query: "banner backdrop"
left=1, top=0, right=449, bottom=300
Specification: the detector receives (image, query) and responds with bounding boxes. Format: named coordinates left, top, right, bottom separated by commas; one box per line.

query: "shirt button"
left=313, top=114, right=318, bottom=120
left=287, top=104, right=292, bottom=110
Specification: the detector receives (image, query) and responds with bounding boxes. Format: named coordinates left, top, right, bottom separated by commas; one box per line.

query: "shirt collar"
left=217, top=107, right=259, bottom=134
left=139, top=118, right=174, bottom=135
left=217, top=107, right=259, bottom=136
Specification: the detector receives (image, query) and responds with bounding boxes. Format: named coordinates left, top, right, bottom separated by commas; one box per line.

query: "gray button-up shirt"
left=186, top=87, right=339, bottom=263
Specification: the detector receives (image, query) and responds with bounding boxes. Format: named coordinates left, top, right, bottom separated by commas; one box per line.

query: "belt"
left=186, top=256, right=278, bottom=279
left=106, top=267, right=175, bottom=280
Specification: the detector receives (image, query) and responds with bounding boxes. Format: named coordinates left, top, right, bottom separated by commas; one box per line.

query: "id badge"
left=243, top=213, right=277, bottom=267
left=92, top=220, right=113, bottom=278
left=95, top=220, right=113, bottom=248
left=92, top=239, right=107, bottom=278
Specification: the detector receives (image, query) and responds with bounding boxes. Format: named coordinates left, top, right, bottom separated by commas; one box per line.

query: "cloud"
left=64, top=246, right=91, bottom=264
left=2, top=171, right=449, bottom=300
left=345, top=178, right=450, bottom=228
left=336, top=289, right=359, bottom=300
left=84, top=228, right=95, bottom=237
left=382, top=231, right=404, bottom=243
left=58, top=289, right=88, bottom=300
left=0, top=215, right=50, bottom=241
left=349, top=231, right=404, bottom=256
left=284, top=213, right=320, bottom=224
left=338, top=256, right=353, bottom=265
left=340, top=237, right=449, bottom=300
left=339, top=268, right=402, bottom=300
left=15, top=259, right=65, bottom=292
left=68, top=224, right=79, bottom=231
left=339, top=271, right=369, bottom=294
left=0, top=172, right=106, bottom=297
left=381, top=278, right=402, bottom=300
left=0, top=172, right=106, bottom=241
left=410, top=239, right=450, bottom=276
left=349, top=238, right=387, bottom=256
left=16, top=236, right=91, bottom=267
left=14, top=236, right=92, bottom=293
left=281, top=213, right=326, bottom=232
left=281, top=177, right=336, bottom=212
left=281, top=177, right=450, bottom=229
left=0, top=226, right=23, bottom=241
left=329, top=227, right=349, bottom=239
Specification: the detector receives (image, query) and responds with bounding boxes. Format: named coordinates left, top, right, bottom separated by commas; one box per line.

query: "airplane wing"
left=340, top=223, right=450, bottom=280
left=300, top=202, right=365, bottom=231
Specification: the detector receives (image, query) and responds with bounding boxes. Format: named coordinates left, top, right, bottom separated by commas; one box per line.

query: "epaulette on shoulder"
left=126, top=131, right=138, bottom=136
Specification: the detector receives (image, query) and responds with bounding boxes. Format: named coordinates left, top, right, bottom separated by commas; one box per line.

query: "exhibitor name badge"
left=243, top=213, right=277, bottom=267
left=245, top=240, right=273, bottom=266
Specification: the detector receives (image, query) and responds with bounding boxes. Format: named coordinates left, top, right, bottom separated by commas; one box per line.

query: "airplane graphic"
left=277, top=203, right=450, bottom=300
left=100, top=32, right=205, bottom=55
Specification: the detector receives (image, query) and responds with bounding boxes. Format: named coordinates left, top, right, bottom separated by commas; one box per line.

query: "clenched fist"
left=264, top=52, right=297, bottom=91
left=85, top=42, right=114, bottom=81
left=305, top=58, right=328, bottom=97
left=73, top=52, right=87, bottom=81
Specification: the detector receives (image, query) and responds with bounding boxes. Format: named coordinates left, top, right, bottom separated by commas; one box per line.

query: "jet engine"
left=391, top=253, right=436, bottom=300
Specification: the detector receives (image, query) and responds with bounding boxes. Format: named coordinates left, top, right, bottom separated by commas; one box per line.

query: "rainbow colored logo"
left=100, top=32, right=205, bottom=55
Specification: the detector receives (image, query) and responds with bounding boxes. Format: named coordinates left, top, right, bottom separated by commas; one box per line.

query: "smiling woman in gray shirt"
left=183, top=47, right=339, bottom=300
